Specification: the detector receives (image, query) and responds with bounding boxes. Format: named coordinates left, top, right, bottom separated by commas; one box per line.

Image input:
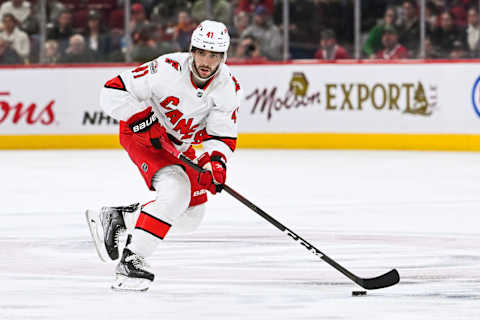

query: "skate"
left=111, top=248, right=155, bottom=292
left=85, top=203, right=140, bottom=262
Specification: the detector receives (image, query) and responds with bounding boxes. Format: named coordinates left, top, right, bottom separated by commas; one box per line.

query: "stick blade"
left=358, top=268, right=400, bottom=290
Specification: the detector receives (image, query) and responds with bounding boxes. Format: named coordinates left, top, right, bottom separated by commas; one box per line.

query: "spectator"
left=422, top=36, right=442, bottom=59
left=26, top=0, right=64, bottom=41
left=450, top=0, right=468, bottom=27
left=173, top=10, right=196, bottom=52
left=288, top=0, right=318, bottom=43
left=236, top=0, right=274, bottom=15
left=397, top=0, right=420, bottom=57
left=133, top=0, right=156, bottom=14
left=292, top=0, right=351, bottom=46
left=428, top=0, right=446, bottom=16
left=130, top=3, right=150, bottom=31
left=150, top=0, right=191, bottom=25
left=163, top=19, right=177, bottom=41
left=430, top=11, right=466, bottom=58
left=47, top=10, right=73, bottom=54
left=22, top=2, right=39, bottom=61
left=450, top=39, right=467, bottom=58
left=465, top=7, right=480, bottom=58
left=130, top=25, right=161, bottom=63
left=43, top=39, right=60, bottom=64
left=314, top=29, right=349, bottom=60
left=0, top=13, right=30, bottom=62
left=21, top=1, right=39, bottom=35
left=0, top=0, right=31, bottom=29
left=425, top=1, right=441, bottom=32
left=0, top=36, right=22, bottom=64
left=430, top=0, right=446, bottom=7
left=191, top=0, right=232, bottom=25
left=363, top=6, right=397, bottom=58
left=83, top=10, right=111, bottom=61
left=151, top=23, right=179, bottom=55
left=230, top=10, right=249, bottom=40
left=234, top=34, right=266, bottom=61
left=241, top=5, right=282, bottom=60
left=375, top=26, right=408, bottom=59
left=105, top=28, right=125, bottom=62
left=33, top=0, right=65, bottom=25
left=361, top=0, right=392, bottom=31
left=60, top=34, right=95, bottom=63
left=273, top=0, right=318, bottom=59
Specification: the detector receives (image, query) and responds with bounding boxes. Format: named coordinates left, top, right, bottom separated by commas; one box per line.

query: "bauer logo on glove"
left=127, top=107, right=158, bottom=133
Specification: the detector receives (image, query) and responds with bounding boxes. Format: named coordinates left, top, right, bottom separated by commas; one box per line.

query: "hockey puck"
left=352, top=290, right=367, bottom=296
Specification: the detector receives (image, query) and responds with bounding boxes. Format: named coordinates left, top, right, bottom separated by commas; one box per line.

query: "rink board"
left=1, top=60, right=480, bottom=150
left=2, top=132, right=480, bottom=151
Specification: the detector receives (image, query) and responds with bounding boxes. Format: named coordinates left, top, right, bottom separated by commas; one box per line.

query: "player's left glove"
left=125, top=107, right=180, bottom=158
left=197, top=151, right=226, bottom=194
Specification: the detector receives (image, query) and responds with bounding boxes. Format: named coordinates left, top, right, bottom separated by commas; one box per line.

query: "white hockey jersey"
left=100, top=52, right=242, bottom=161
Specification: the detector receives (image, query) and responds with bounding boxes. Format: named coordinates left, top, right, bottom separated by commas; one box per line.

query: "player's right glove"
left=196, top=151, right=226, bottom=194
left=126, top=106, right=174, bottom=151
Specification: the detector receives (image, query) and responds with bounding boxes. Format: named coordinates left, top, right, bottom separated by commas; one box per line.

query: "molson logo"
left=0, top=91, right=55, bottom=125
left=246, top=73, right=438, bottom=120
left=472, top=76, right=480, bottom=118
left=247, top=72, right=320, bottom=120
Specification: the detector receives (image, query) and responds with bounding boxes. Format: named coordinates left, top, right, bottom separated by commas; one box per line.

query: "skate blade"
left=85, top=209, right=109, bottom=262
left=111, top=274, right=151, bottom=292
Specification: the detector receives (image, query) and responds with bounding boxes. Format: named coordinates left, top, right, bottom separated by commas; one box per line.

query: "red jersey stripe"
left=204, top=136, right=237, bottom=152
left=142, top=200, right=156, bottom=208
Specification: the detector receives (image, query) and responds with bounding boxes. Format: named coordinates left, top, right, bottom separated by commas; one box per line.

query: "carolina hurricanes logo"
left=160, top=96, right=199, bottom=139
left=160, top=96, right=179, bottom=110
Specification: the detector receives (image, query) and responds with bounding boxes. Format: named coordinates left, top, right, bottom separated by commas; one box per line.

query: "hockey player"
left=85, top=20, right=242, bottom=291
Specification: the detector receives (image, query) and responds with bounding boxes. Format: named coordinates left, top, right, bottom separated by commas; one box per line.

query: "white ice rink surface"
left=1, top=149, right=479, bottom=320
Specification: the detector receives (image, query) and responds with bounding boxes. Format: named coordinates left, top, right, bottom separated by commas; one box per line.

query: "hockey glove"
left=126, top=107, right=176, bottom=154
left=197, top=151, right=227, bottom=194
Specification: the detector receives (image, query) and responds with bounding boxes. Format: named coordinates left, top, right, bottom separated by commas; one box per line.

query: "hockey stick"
left=220, top=184, right=400, bottom=290
left=163, top=141, right=399, bottom=289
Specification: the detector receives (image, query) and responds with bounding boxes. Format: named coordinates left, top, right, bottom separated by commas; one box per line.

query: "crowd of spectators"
left=362, top=0, right=480, bottom=59
left=0, top=0, right=479, bottom=65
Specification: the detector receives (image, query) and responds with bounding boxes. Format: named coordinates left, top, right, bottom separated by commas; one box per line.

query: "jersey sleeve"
left=202, top=74, right=243, bottom=162
left=100, top=60, right=159, bottom=121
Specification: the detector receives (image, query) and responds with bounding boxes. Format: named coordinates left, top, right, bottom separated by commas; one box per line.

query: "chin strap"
left=188, top=53, right=225, bottom=85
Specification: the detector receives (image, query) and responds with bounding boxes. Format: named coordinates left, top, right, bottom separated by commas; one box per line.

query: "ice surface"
left=1, top=149, right=479, bottom=320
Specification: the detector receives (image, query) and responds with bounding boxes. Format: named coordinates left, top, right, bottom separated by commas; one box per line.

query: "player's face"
left=192, top=49, right=223, bottom=79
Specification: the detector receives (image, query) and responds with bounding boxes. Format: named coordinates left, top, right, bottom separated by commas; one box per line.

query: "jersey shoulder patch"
left=148, top=60, right=159, bottom=74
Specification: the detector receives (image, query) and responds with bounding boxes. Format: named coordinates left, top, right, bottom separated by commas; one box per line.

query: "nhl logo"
left=196, top=89, right=204, bottom=98
left=141, top=162, right=148, bottom=172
